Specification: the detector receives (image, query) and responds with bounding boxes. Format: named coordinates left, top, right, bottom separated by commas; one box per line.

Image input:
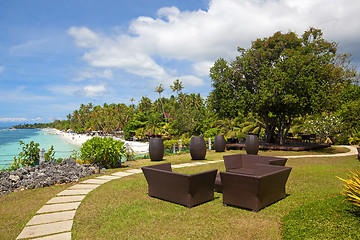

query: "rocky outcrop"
left=0, top=159, right=96, bottom=196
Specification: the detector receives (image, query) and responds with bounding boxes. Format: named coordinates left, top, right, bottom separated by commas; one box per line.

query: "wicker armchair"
left=224, top=154, right=287, bottom=174
left=220, top=164, right=292, bottom=212
left=215, top=154, right=288, bottom=193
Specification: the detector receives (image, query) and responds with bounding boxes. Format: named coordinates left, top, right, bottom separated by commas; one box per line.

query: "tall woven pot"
left=245, top=134, right=259, bottom=155
left=149, top=137, right=164, bottom=161
left=190, top=136, right=206, bottom=160
left=214, top=135, right=226, bottom=152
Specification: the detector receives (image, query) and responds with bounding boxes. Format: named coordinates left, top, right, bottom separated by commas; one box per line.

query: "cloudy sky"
left=0, top=0, right=359, bottom=125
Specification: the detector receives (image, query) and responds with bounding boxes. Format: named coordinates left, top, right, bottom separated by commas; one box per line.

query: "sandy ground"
left=42, top=128, right=149, bottom=154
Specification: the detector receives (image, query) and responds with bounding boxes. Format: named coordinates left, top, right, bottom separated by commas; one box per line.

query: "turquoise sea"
left=0, top=127, right=80, bottom=169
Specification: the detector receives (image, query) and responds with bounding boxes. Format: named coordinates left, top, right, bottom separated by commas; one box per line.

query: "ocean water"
left=0, top=127, right=80, bottom=169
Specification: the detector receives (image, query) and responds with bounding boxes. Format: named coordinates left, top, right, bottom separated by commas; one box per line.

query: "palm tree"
left=170, top=79, right=184, bottom=96
left=155, top=84, right=166, bottom=121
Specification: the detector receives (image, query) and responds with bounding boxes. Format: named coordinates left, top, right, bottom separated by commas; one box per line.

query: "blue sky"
left=0, top=0, right=359, bottom=126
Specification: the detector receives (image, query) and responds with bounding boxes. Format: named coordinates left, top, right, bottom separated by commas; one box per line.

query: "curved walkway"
left=284, top=145, right=358, bottom=158
left=16, top=146, right=358, bottom=239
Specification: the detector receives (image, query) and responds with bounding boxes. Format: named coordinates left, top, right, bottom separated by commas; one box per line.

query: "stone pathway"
left=284, top=145, right=358, bottom=158
left=16, top=145, right=357, bottom=239
left=16, top=160, right=223, bottom=239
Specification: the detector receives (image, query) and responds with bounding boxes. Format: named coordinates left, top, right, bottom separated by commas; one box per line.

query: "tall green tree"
left=209, top=28, right=358, bottom=144
left=155, top=84, right=166, bottom=120
left=170, top=79, right=184, bottom=96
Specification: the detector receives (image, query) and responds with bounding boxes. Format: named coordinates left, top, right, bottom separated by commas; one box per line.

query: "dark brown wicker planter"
left=214, top=135, right=226, bottom=152
left=245, top=134, right=259, bottom=155
left=149, top=137, right=164, bottom=161
left=190, top=136, right=206, bottom=160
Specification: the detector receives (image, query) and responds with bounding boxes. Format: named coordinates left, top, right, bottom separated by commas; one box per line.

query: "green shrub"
left=80, top=137, right=126, bottom=168
left=338, top=170, right=360, bottom=208
left=163, top=138, right=191, bottom=151
left=7, top=141, right=55, bottom=171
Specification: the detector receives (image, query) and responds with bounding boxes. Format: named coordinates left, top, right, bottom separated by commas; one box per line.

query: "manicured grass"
left=0, top=184, right=71, bottom=240
left=0, top=147, right=357, bottom=239
left=281, top=195, right=360, bottom=239
left=72, top=150, right=359, bottom=239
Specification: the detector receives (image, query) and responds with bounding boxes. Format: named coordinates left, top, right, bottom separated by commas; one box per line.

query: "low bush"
left=80, top=137, right=126, bottom=168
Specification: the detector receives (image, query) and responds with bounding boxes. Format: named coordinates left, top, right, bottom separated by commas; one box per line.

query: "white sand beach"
left=42, top=128, right=149, bottom=154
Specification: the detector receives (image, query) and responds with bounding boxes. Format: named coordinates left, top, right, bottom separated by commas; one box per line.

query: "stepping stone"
left=37, top=202, right=81, bottom=214
left=57, top=189, right=93, bottom=196
left=191, top=162, right=207, bottom=165
left=171, top=165, right=186, bottom=168
left=47, top=195, right=85, bottom=204
left=177, top=163, right=194, bottom=167
left=68, top=184, right=99, bottom=190
left=111, top=171, right=134, bottom=177
left=95, top=175, right=122, bottom=180
left=81, top=179, right=110, bottom=184
left=126, top=169, right=142, bottom=174
left=207, top=160, right=223, bottom=163
left=27, top=211, right=76, bottom=226
left=30, top=232, right=71, bottom=240
left=16, top=220, right=73, bottom=239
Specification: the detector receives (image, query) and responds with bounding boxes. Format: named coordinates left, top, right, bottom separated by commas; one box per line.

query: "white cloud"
left=179, top=75, right=205, bottom=87
left=0, top=117, right=27, bottom=122
left=9, top=39, right=49, bottom=56
left=78, top=84, right=107, bottom=97
left=0, top=86, right=53, bottom=102
left=72, top=69, right=113, bottom=82
left=192, top=61, right=213, bottom=77
left=48, top=83, right=107, bottom=98
left=0, top=117, right=44, bottom=123
left=68, top=0, right=360, bottom=89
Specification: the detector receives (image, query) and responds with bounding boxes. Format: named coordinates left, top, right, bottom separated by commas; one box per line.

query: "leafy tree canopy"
left=209, top=27, right=358, bottom=144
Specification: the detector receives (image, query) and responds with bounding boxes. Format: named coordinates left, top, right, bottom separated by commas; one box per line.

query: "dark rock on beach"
left=0, top=158, right=96, bottom=196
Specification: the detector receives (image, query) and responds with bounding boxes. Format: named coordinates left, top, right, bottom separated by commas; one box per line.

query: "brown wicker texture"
left=220, top=164, right=292, bottom=212
left=223, top=154, right=287, bottom=174
left=190, top=136, right=206, bottom=160
left=214, top=135, right=226, bottom=152
left=141, top=163, right=217, bottom=208
left=149, top=137, right=164, bottom=161
left=214, top=154, right=288, bottom=193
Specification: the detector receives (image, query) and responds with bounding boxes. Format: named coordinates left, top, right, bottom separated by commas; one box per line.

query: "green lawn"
left=0, top=147, right=358, bottom=239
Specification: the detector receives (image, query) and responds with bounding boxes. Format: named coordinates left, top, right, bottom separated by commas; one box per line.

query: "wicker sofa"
left=141, top=163, right=217, bottom=208
left=220, top=164, right=292, bottom=212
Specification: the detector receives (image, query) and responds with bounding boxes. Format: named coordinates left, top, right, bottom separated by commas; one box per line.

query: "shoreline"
left=42, top=128, right=149, bottom=154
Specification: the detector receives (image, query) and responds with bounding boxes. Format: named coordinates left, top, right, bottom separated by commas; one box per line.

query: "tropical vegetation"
left=13, top=28, right=360, bottom=145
